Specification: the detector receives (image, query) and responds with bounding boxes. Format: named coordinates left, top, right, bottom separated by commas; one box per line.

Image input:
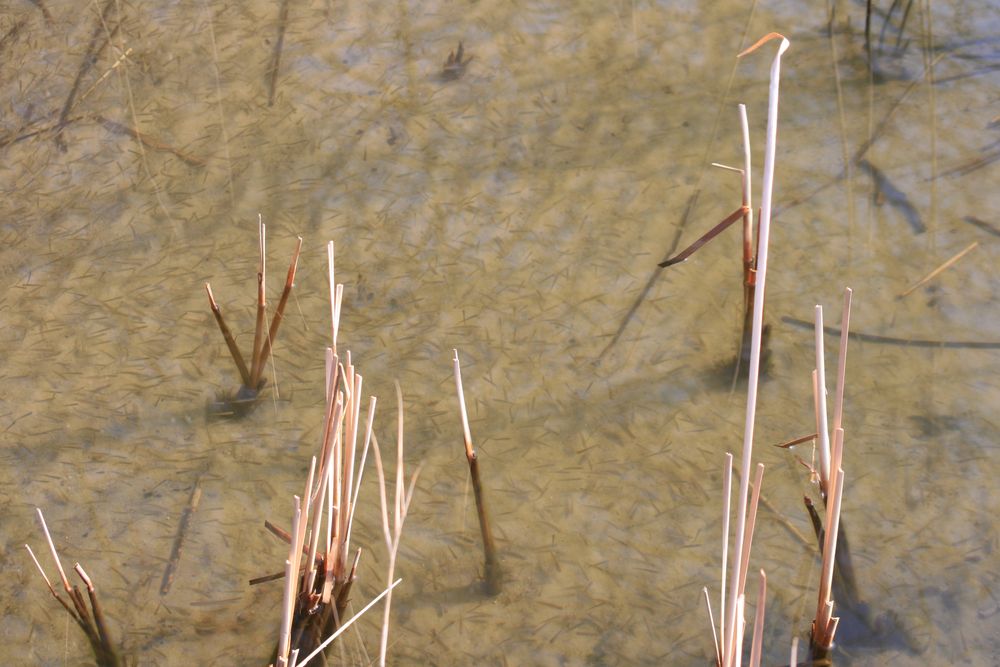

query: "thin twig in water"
left=53, top=0, right=117, bottom=151
left=160, top=474, right=204, bottom=595
left=897, top=241, right=978, bottom=298
left=94, top=114, right=206, bottom=166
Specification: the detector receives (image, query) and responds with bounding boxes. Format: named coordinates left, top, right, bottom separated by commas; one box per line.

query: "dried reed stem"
left=813, top=470, right=845, bottom=650
left=703, top=586, right=722, bottom=667
left=722, top=32, right=789, bottom=667
left=814, top=305, right=832, bottom=492
left=748, top=570, right=766, bottom=667
left=296, top=579, right=402, bottom=667
left=250, top=217, right=268, bottom=388
left=453, top=349, right=502, bottom=595
left=251, top=236, right=303, bottom=390
left=719, top=452, right=732, bottom=658
left=371, top=383, right=421, bottom=667
left=205, top=283, right=252, bottom=388
left=831, top=288, right=852, bottom=435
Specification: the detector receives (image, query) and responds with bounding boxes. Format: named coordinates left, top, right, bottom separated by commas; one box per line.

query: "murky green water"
left=2, top=0, right=999, bottom=665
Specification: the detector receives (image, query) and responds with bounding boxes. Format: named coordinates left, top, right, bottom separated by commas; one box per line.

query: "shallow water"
left=2, top=0, right=999, bottom=665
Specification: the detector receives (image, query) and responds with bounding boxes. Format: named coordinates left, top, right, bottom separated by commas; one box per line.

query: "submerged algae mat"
left=2, top=0, right=1000, bottom=665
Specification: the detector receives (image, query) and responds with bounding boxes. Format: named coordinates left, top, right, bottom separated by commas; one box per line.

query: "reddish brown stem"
left=469, top=455, right=501, bottom=595
left=658, top=206, right=748, bottom=268
left=205, top=283, right=252, bottom=390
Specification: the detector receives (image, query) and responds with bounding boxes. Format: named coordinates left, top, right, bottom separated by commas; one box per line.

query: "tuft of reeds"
left=25, top=508, right=122, bottom=667
left=806, top=288, right=854, bottom=660
left=264, top=241, right=417, bottom=667
left=205, top=217, right=302, bottom=417
left=452, top=349, right=502, bottom=595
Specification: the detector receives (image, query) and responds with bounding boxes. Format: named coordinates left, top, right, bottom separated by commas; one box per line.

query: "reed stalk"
left=371, top=383, right=421, bottom=667
left=721, top=32, right=789, bottom=667
left=205, top=221, right=302, bottom=417
left=453, top=349, right=502, bottom=595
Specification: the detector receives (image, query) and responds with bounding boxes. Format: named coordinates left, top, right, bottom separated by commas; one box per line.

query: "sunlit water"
left=2, top=0, right=998, bottom=665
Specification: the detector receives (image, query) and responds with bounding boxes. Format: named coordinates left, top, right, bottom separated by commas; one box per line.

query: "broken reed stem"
left=748, top=570, right=766, bottom=667
left=719, top=452, right=732, bottom=660
left=814, top=305, right=832, bottom=493
left=723, top=33, right=789, bottom=667
left=250, top=217, right=268, bottom=389
left=328, top=241, right=341, bottom=357
left=703, top=587, right=722, bottom=667
left=737, top=464, right=765, bottom=596
left=453, top=349, right=502, bottom=595
left=205, top=283, right=252, bottom=388
left=251, top=236, right=303, bottom=390
left=813, top=470, right=845, bottom=652
left=830, top=289, right=852, bottom=449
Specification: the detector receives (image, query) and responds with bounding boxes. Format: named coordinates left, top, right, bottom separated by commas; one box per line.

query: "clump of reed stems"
left=452, top=349, right=502, bottom=595
left=205, top=216, right=302, bottom=417
left=698, top=32, right=789, bottom=667
left=25, top=508, right=122, bottom=667
left=805, top=288, right=855, bottom=661
left=264, top=241, right=417, bottom=667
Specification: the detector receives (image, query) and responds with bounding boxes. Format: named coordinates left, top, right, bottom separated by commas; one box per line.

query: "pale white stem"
left=739, top=103, right=753, bottom=249
left=345, top=396, right=377, bottom=558
left=371, top=434, right=392, bottom=553
left=334, top=241, right=340, bottom=351
left=24, top=545, right=57, bottom=596
left=725, top=35, right=789, bottom=661
left=379, top=549, right=398, bottom=667
left=748, top=570, right=766, bottom=667
left=731, top=593, right=746, bottom=667
left=297, top=579, right=402, bottom=667
left=35, top=508, right=71, bottom=593
left=828, top=428, right=844, bottom=512
left=258, top=215, right=266, bottom=277
left=815, top=305, right=832, bottom=490
left=703, top=586, right=721, bottom=667
left=720, top=452, right=733, bottom=660
left=790, top=636, right=799, bottom=666
left=738, top=464, right=765, bottom=595
left=394, top=382, right=405, bottom=539
left=302, top=458, right=318, bottom=593
left=453, top=350, right=474, bottom=459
